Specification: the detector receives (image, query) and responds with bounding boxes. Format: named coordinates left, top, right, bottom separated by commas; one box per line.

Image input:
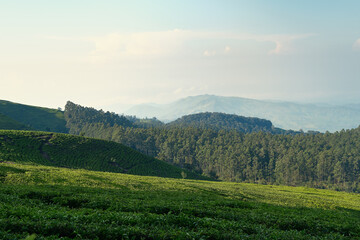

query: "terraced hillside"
left=0, top=163, right=359, bottom=239
left=0, top=130, right=204, bottom=180
left=0, top=100, right=67, bottom=133
left=0, top=113, right=30, bottom=130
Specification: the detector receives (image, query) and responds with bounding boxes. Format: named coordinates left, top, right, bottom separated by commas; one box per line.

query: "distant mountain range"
left=1, top=96, right=360, bottom=133
left=125, top=95, right=360, bottom=132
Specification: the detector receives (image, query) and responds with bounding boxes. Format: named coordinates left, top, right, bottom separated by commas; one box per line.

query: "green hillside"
left=64, top=102, right=360, bottom=192
left=0, top=100, right=67, bottom=133
left=0, top=163, right=359, bottom=239
left=0, top=130, right=204, bottom=180
left=0, top=113, right=30, bottom=130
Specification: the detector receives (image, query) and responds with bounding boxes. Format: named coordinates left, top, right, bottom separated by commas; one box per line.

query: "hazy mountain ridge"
left=126, top=95, right=360, bottom=132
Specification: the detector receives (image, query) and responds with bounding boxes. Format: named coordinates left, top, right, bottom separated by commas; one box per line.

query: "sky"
left=1, top=0, right=360, bottom=112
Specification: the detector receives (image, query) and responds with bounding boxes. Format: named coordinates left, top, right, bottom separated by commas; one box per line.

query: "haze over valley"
left=126, top=94, right=360, bottom=132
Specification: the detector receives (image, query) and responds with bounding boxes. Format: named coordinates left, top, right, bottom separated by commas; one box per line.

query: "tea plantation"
left=0, top=113, right=30, bottom=131
left=0, top=163, right=359, bottom=239
left=0, top=100, right=67, bottom=133
left=0, top=130, right=203, bottom=180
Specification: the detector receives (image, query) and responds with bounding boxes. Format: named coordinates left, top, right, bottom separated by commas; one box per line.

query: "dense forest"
left=65, top=102, right=360, bottom=192
left=167, top=112, right=274, bottom=133
left=166, top=112, right=312, bottom=135
left=65, top=101, right=133, bottom=129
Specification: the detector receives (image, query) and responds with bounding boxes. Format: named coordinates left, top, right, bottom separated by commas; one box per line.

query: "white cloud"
left=173, top=86, right=207, bottom=95
left=353, top=38, right=360, bottom=50
left=268, top=40, right=286, bottom=55
left=87, top=29, right=192, bottom=62
left=173, top=87, right=184, bottom=94
left=203, top=50, right=217, bottom=57
left=47, top=30, right=313, bottom=62
left=266, top=35, right=310, bottom=55
left=203, top=46, right=232, bottom=57
left=86, top=31, right=313, bottom=60
left=227, top=33, right=312, bottom=55
left=224, top=46, right=231, bottom=53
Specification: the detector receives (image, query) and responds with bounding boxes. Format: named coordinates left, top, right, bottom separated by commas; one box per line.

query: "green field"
left=0, top=100, right=67, bottom=133
left=0, top=130, right=359, bottom=239
left=0, top=130, right=204, bottom=180
left=0, top=113, right=30, bottom=131
left=0, top=163, right=359, bottom=239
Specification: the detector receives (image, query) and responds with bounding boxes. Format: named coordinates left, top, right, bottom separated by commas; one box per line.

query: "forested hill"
left=65, top=101, right=292, bottom=134
left=0, top=130, right=205, bottom=180
left=65, top=101, right=133, bottom=132
left=65, top=102, right=360, bottom=192
left=0, top=100, right=67, bottom=133
left=167, top=112, right=274, bottom=133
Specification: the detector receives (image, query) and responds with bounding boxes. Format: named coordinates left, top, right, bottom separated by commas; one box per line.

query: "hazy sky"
left=1, top=0, right=360, bottom=112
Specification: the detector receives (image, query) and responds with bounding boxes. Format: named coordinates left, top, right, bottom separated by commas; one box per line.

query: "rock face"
left=126, top=94, right=360, bottom=132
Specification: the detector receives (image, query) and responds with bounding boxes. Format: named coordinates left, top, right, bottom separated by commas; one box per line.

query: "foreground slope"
left=0, top=130, right=203, bottom=180
left=126, top=94, right=360, bottom=132
left=0, top=100, right=67, bottom=133
left=0, top=163, right=359, bottom=239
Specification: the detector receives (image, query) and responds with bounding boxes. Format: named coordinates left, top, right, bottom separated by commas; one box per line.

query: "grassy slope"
left=0, top=130, right=204, bottom=180
left=0, top=100, right=67, bottom=133
left=0, top=113, right=30, bottom=130
left=0, top=163, right=359, bottom=239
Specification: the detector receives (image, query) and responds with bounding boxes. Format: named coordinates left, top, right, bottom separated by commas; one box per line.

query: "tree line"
left=65, top=101, right=360, bottom=192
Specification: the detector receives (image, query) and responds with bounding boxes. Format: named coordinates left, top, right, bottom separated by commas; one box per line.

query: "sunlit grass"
left=1, top=162, right=359, bottom=239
